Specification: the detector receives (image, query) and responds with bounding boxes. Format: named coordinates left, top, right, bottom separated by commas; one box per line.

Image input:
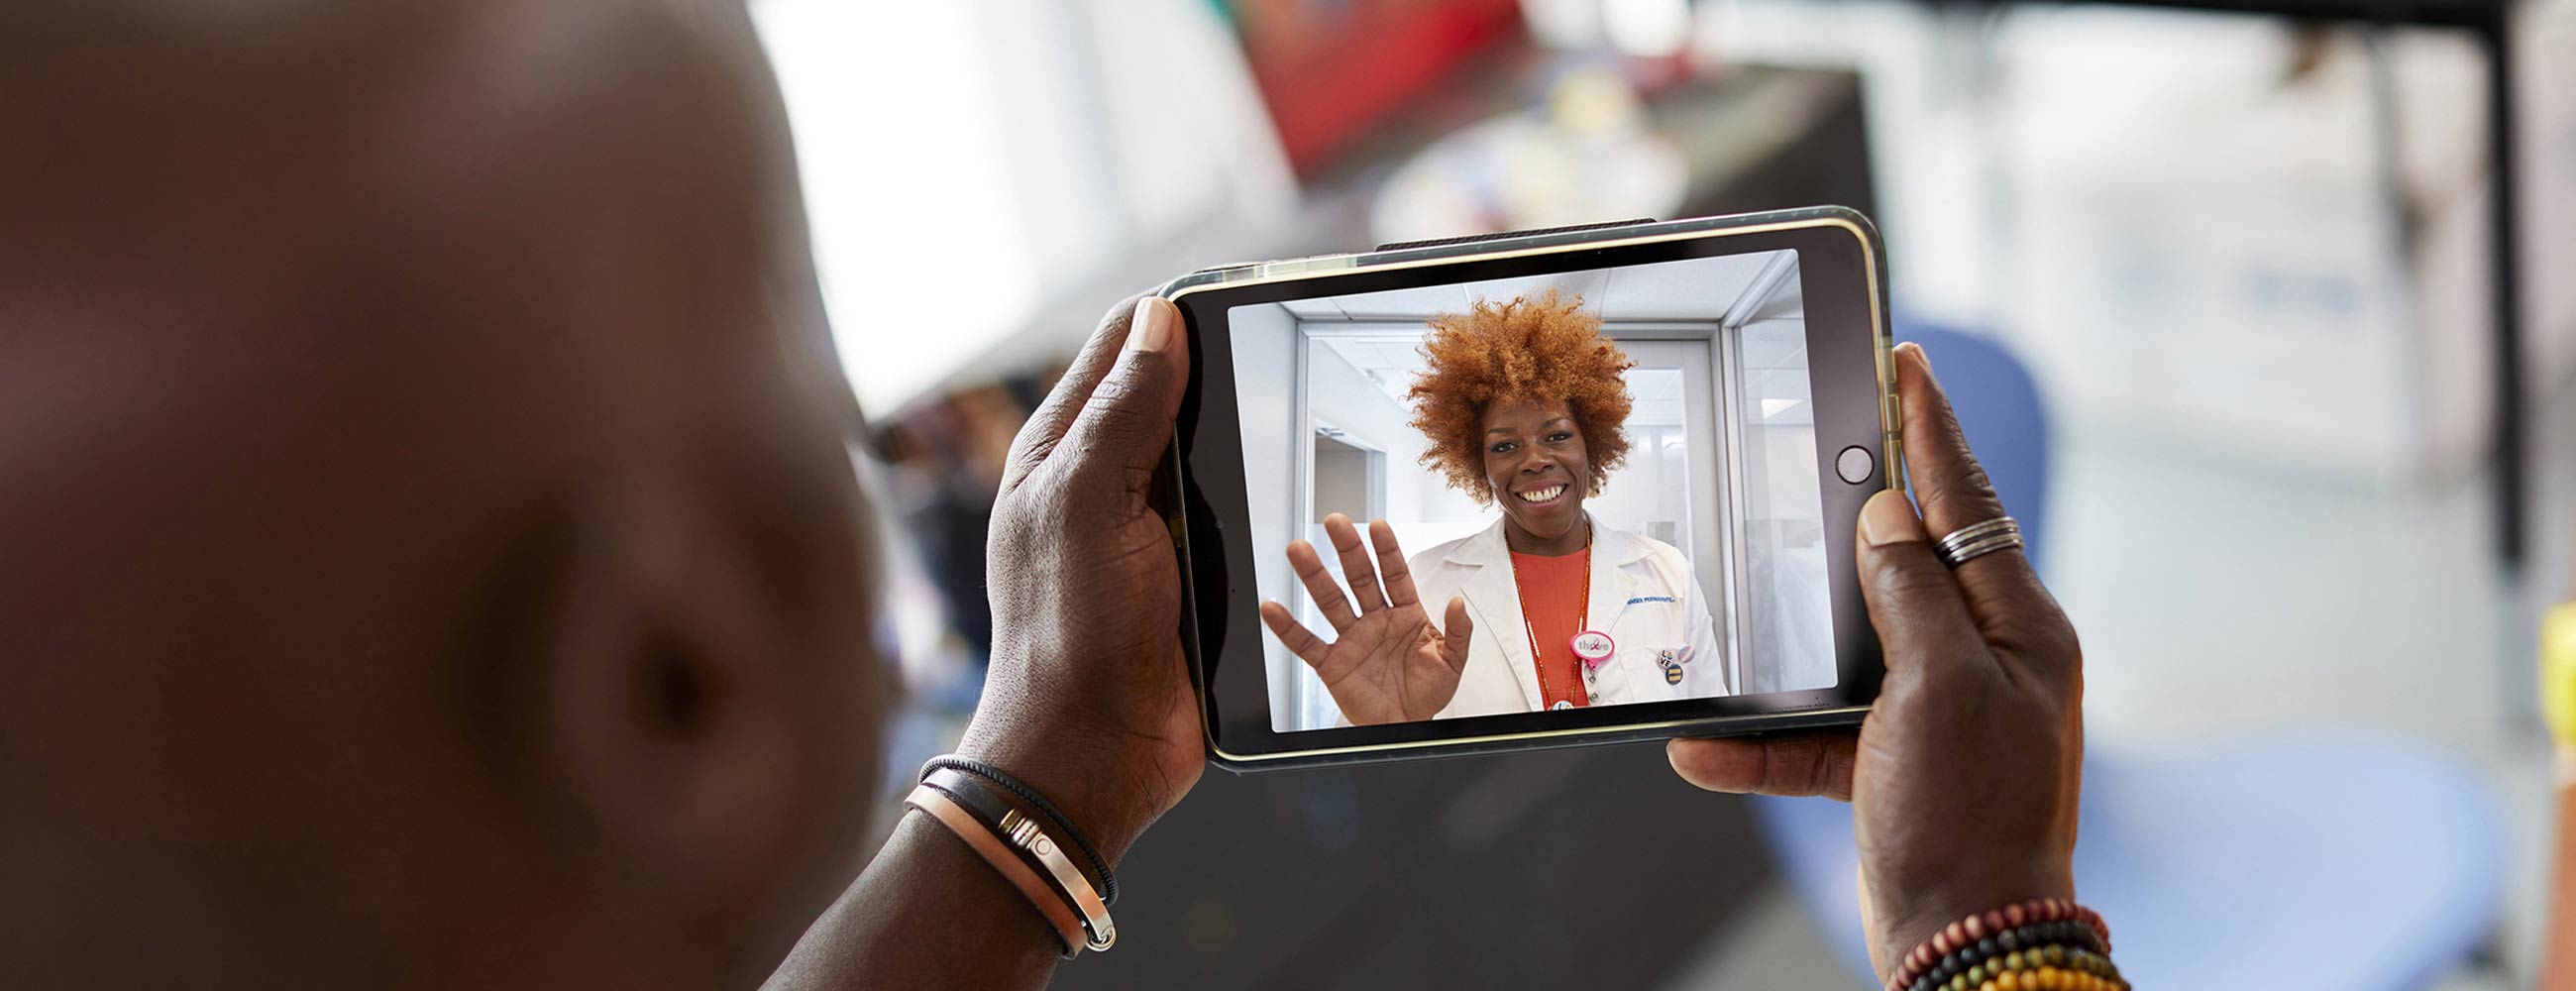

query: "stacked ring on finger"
left=1933, top=515, right=2023, bottom=570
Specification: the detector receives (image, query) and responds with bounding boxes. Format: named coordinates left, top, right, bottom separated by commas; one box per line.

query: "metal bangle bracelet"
left=1935, top=516, right=2022, bottom=569
left=904, top=785, right=1088, bottom=957
left=920, top=755, right=1117, bottom=905
left=924, top=769, right=1118, bottom=953
left=1000, top=808, right=1118, bottom=951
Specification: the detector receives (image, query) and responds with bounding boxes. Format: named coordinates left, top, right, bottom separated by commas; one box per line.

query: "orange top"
left=1511, top=550, right=1591, bottom=709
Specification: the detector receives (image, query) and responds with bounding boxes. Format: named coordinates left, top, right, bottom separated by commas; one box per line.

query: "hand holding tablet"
left=1669, top=342, right=2084, bottom=976
left=956, top=296, right=1209, bottom=861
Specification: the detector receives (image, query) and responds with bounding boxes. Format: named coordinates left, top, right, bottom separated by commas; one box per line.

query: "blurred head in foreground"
left=0, top=4, right=887, bottom=988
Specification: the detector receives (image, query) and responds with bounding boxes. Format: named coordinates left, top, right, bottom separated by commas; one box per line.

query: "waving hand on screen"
left=1257, top=514, right=1475, bottom=725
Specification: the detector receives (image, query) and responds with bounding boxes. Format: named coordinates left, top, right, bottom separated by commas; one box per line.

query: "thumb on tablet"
left=1063, top=295, right=1190, bottom=488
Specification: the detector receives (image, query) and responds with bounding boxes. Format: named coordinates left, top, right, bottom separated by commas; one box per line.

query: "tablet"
left=1160, top=208, right=1896, bottom=770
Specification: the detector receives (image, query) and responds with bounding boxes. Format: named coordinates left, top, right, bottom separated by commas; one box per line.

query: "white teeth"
left=1516, top=485, right=1565, bottom=502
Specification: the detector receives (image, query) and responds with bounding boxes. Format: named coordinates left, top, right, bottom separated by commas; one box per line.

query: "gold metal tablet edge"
left=1209, top=706, right=1877, bottom=763
left=1165, top=216, right=1873, bottom=300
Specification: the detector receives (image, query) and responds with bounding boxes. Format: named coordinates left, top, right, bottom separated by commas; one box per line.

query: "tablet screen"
left=1223, top=251, right=1838, bottom=731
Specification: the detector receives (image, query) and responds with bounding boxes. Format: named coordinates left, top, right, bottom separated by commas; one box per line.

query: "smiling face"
left=1482, top=396, right=1592, bottom=545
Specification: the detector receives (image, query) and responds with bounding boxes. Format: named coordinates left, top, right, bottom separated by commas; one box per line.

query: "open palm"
left=1257, top=514, right=1475, bottom=725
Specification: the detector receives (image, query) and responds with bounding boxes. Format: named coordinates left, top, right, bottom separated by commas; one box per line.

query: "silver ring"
left=1935, top=516, right=2022, bottom=569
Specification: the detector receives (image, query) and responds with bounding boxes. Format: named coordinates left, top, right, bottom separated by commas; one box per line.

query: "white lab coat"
left=1408, top=512, right=1731, bottom=719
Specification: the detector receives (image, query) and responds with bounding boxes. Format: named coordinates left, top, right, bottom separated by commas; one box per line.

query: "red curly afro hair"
left=1406, top=290, right=1635, bottom=504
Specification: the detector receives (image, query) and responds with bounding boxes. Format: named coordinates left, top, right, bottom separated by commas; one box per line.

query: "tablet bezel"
left=1164, top=211, right=1894, bottom=769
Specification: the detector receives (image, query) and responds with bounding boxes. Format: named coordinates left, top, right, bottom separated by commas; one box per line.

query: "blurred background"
left=749, top=0, right=2576, bottom=987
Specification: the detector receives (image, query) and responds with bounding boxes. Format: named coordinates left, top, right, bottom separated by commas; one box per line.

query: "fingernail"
left=1898, top=341, right=1932, bottom=375
left=1859, top=490, right=1925, bottom=546
left=1127, top=296, right=1176, bottom=355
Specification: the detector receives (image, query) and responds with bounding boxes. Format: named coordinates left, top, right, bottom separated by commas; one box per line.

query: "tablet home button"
left=1835, top=445, right=1874, bottom=485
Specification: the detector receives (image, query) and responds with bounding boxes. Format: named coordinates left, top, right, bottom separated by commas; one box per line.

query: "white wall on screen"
left=1227, top=302, right=1303, bottom=719
left=1733, top=305, right=1837, bottom=694
left=1303, top=342, right=1455, bottom=528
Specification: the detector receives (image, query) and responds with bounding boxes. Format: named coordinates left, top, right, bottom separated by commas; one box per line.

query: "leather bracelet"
left=920, top=755, right=1119, bottom=906
left=922, top=769, right=1116, bottom=951
left=903, top=784, right=1086, bottom=958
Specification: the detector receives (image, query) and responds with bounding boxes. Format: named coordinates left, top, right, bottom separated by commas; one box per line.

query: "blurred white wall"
left=752, top=0, right=1293, bottom=415
left=754, top=0, right=1030, bottom=414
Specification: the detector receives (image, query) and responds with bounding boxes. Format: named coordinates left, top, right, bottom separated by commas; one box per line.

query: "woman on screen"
left=1258, top=291, right=1731, bottom=725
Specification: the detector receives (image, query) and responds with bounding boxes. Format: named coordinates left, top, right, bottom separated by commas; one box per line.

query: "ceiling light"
left=1760, top=398, right=1803, bottom=419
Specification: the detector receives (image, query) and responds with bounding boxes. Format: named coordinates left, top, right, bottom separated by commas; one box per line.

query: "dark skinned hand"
left=1665, top=342, right=2085, bottom=979
left=1257, top=514, right=1475, bottom=724
left=959, top=295, right=1204, bottom=863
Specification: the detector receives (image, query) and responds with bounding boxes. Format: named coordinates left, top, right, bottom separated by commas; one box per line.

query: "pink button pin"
left=1570, top=630, right=1614, bottom=670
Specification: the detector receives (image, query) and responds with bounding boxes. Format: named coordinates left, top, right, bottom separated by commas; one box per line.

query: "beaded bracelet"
left=1917, top=942, right=2126, bottom=991
left=1887, top=900, right=2114, bottom=991
left=1957, top=965, right=2121, bottom=991
left=1903, top=922, right=2108, bottom=991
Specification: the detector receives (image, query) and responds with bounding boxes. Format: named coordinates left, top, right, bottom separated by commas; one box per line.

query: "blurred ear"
left=487, top=479, right=809, bottom=934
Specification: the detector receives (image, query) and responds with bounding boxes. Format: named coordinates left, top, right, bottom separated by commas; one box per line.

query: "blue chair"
left=1753, top=323, right=2508, bottom=989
